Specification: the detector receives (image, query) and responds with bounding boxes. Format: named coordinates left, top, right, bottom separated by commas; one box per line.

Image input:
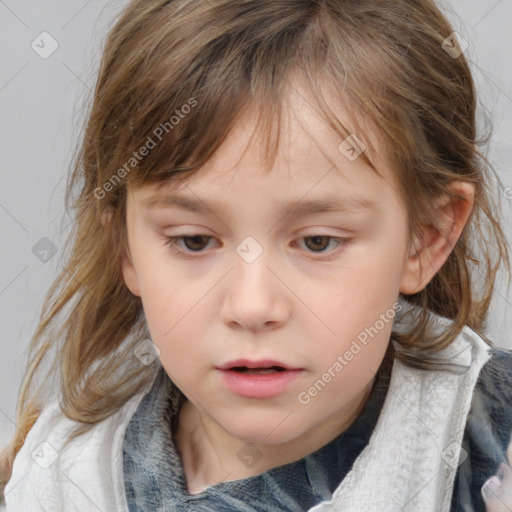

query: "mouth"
left=228, top=366, right=287, bottom=375
left=216, top=359, right=303, bottom=398
left=216, top=359, right=301, bottom=373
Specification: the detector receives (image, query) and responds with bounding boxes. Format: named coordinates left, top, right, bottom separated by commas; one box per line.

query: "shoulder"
left=471, top=345, right=512, bottom=445
left=471, top=346, right=512, bottom=433
left=4, top=380, right=155, bottom=512
left=466, top=345, right=512, bottom=445
left=476, top=345, right=512, bottom=392
left=451, top=346, right=512, bottom=511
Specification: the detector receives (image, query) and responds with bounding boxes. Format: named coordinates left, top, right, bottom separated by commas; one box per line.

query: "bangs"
left=96, top=1, right=389, bottom=199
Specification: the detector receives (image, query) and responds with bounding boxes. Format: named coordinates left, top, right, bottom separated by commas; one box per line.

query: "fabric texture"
left=122, top=346, right=393, bottom=512
left=3, top=308, right=511, bottom=511
left=450, top=346, right=512, bottom=511
left=308, top=321, right=491, bottom=512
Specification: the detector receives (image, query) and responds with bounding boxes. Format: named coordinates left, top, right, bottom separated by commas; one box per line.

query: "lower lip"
left=218, top=369, right=302, bottom=398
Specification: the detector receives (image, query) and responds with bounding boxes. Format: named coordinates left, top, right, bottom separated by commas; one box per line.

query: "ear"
left=399, top=180, right=475, bottom=295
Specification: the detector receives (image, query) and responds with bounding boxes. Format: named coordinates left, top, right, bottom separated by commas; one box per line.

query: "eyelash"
left=163, top=234, right=351, bottom=261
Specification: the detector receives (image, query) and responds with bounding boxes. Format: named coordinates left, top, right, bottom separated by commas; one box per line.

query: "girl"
left=1, top=0, right=512, bottom=510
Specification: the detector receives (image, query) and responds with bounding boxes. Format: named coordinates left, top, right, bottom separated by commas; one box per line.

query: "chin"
left=218, top=412, right=306, bottom=446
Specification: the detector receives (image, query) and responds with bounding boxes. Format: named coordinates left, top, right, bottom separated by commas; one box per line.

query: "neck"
left=174, top=378, right=375, bottom=495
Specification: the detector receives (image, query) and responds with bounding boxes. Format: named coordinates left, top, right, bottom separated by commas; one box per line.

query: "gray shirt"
left=122, top=350, right=393, bottom=511
left=123, top=345, right=512, bottom=512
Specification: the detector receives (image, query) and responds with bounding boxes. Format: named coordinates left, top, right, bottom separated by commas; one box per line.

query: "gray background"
left=0, top=0, right=511, bottom=445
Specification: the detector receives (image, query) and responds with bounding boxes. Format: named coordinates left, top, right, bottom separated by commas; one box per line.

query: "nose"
left=219, top=245, right=291, bottom=332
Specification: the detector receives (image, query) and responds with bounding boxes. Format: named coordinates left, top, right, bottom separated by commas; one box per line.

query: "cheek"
left=304, top=265, right=398, bottom=383
left=131, top=242, right=194, bottom=327
left=319, top=312, right=393, bottom=374
left=129, top=242, right=220, bottom=370
left=143, top=291, right=209, bottom=348
left=139, top=278, right=215, bottom=371
left=344, top=223, right=407, bottom=305
left=311, top=255, right=403, bottom=347
left=294, top=330, right=389, bottom=433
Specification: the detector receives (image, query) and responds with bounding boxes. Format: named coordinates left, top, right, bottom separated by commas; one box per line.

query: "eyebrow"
left=142, top=193, right=377, bottom=215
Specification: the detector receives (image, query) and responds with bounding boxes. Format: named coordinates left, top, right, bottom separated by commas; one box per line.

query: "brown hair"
left=1, top=0, right=510, bottom=491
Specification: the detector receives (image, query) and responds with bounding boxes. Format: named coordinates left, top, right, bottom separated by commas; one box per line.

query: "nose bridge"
left=233, top=235, right=275, bottom=293
left=235, top=235, right=266, bottom=266
left=221, top=234, right=289, bottom=329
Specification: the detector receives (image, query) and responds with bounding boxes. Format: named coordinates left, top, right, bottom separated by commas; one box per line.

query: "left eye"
left=164, top=234, right=349, bottom=257
left=298, top=235, right=342, bottom=253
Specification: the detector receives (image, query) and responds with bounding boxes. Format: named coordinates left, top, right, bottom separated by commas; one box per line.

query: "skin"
left=121, top=83, right=475, bottom=494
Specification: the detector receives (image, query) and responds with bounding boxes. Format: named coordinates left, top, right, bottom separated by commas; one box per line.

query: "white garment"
left=4, top=316, right=491, bottom=512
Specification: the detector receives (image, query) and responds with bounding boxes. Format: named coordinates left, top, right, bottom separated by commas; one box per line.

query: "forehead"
left=131, top=79, right=399, bottom=212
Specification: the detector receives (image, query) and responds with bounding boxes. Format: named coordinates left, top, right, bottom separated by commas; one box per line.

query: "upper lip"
left=216, top=359, right=301, bottom=370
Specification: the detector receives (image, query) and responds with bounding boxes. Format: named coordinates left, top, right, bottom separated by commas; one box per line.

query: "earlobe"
left=121, top=252, right=141, bottom=297
left=399, top=181, right=475, bottom=295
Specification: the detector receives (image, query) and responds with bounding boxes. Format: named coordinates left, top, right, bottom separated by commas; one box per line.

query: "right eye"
left=164, top=235, right=214, bottom=254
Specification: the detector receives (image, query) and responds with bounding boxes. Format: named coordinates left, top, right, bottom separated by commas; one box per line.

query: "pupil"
left=306, top=236, right=328, bottom=252
left=185, top=235, right=208, bottom=251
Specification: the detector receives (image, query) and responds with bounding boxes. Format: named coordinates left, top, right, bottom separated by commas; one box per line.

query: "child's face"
left=122, top=88, right=413, bottom=448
